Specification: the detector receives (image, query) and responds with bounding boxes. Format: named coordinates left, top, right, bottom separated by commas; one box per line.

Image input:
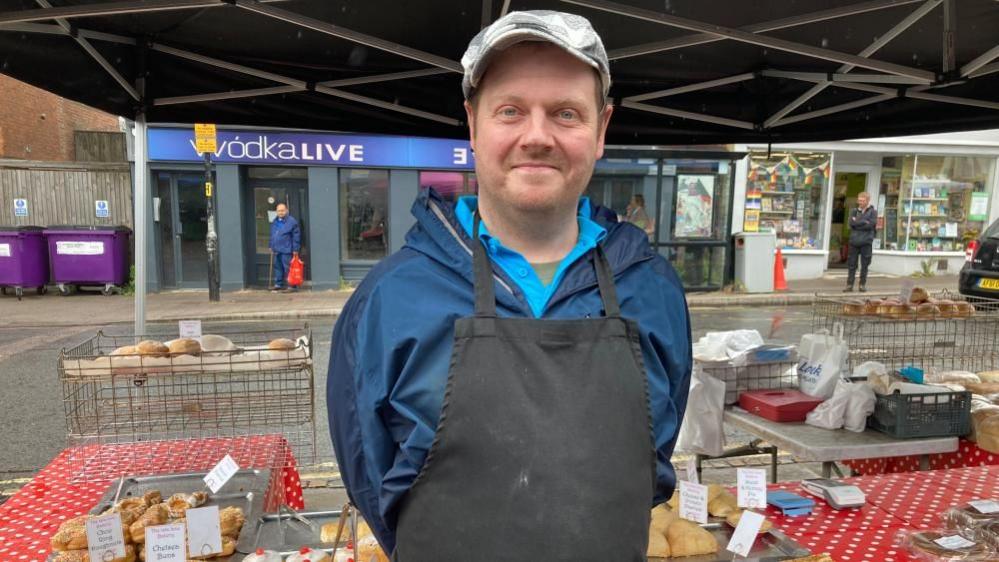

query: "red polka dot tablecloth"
left=0, top=435, right=304, bottom=561
left=845, top=439, right=999, bottom=475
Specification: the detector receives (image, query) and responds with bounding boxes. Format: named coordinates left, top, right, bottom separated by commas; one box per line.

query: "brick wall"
left=0, top=74, right=120, bottom=161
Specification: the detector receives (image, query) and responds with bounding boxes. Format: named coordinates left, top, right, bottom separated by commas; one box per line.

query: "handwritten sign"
left=737, top=468, right=767, bottom=509
left=86, top=512, right=127, bottom=561
left=178, top=320, right=203, bottom=342
left=145, top=523, right=186, bottom=561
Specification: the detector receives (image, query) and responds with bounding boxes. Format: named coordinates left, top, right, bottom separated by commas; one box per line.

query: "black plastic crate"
left=868, top=390, right=971, bottom=439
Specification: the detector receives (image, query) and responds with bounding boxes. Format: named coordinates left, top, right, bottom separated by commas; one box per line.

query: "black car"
left=960, top=218, right=999, bottom=299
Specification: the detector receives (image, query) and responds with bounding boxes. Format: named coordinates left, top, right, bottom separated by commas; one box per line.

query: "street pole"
left=205, top=152, right=220, bottom=302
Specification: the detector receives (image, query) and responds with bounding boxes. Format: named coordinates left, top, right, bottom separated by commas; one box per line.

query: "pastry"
left=168, top=338, right=202, bottom=355
left=708, top=493, right=738, bottom=517
left=143, top=490, right=162, bottom=506
left=284, top=546, right=331, bottom=562
left=647, top=524, right=671, bottom=558
left=666, top=519, right=718, bottom=557
left=136, top=340, right=170, bottom=356
left=53, top=545, right=137, bottom=562
left=219, top=505, right=245, bottom=537
left=189, top=535, right=236, bottom=559
left=267, top=338, right=297, bottom=351
left=909, top=286, right=930, bottom=304
left=725, top=510, right=773, bottom=533
left=166, top=492, right=208, bottom=518
left=904, top=530, right=989, bottom=559
left=862, top=300, right=880, bottom=316
left=130, top=503, right=168, bottom=543
left=357, top=535, right=391, bottom=562
left=51, top=514, right=89, bottom=550
left=650, top=504, right=678, bottom=535
left=915, top=303, right=940, bottom=318
left=841, top=299, right=865, bottom=316
left=111, top=345, right=138, bottom=356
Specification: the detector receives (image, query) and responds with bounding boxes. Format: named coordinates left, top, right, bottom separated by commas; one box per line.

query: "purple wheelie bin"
left=0, top=226, right=49, bottom=300
left=44, top=226, right=131, bottom=296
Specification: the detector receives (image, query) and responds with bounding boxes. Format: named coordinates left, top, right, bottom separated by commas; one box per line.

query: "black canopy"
left=2, top=0, right=998, bottom=144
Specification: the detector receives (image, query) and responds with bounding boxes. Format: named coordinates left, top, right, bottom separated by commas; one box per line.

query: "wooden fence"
left=0, top=159, right=132, bottom=228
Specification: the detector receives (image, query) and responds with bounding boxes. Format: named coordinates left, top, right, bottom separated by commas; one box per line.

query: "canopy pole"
left=133, top=113, right=148, bottom=336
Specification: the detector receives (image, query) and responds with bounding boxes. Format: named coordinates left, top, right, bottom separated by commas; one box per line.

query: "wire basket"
left=698, top=359, right=799, bottom=405
left=59, top=326, right=327, bottom=483
left=868, top=390, right=972, bottom=439
left=812, top=293, right=999, bottom=372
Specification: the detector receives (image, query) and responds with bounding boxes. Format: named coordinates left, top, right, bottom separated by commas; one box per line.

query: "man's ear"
left=464, top=100, right=477, bottom=152
left=594, top=103, right=614, bottom=160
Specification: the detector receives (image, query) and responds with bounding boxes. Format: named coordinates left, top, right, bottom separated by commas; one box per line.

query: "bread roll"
left=863, top=300, right=880, bottom=316
left=726, top=510, right=773, bottom=533
left=200, top=334, right=238, bottom=353
left=111, top=345, right=138, bottom=356
left=51, top=515, right=89, bottom=550
left=219, top=506, right=245, bottom=537
left=842, top=300, right=865, bottom=316
left=267, top=338, right=297, bottom=351
left=915, top=303, right=940, bottom=318
left=937, top=300, right=959, bottom=317
left=53, top=545, right=136, bottom=562
left=977, top=415, right=999, bottom=453
left=909, top=287, right=930, bottom=304
left=136, top=340, right=169, bottom=357
left=130, top=503, right=168, bottom=543
left=666, top=519, right=718, bottom=557
left=167, top=338, right=202, bottom=355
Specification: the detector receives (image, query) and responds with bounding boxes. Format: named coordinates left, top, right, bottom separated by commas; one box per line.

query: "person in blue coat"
left=268, top=203, right=301, bottom=291
left=328, top=10, right=691, bottom=561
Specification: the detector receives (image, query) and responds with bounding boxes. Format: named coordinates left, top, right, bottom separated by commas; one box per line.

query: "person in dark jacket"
left=268, top=203, right=301, bottom=292
left=328, top=10, right=692, bottom=561
left=845, top=192, right=877, bottom=292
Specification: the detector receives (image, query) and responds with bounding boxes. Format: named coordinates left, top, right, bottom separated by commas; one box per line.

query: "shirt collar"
left=454, top=196, right=606, bottom=247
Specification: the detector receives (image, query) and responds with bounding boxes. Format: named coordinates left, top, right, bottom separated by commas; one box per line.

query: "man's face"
left=465, top=43, right=612, bottom=216
left=276, top=204, right=288, bottom=219
left=858, top=195, right=870, bottom=208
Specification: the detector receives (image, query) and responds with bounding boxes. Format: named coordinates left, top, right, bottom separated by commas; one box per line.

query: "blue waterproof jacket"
left=269, top=215, right=301, bottom=254
left=327, top=189, right=692, bottom=552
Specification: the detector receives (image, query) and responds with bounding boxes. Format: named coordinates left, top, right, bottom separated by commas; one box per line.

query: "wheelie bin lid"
left=43, top=225, right=132, bottom=233
left=0, top=225, right=45, bottom=232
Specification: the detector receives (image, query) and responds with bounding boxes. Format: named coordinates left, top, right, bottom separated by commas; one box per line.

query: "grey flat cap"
left=461, top=10, right=611, bottom=99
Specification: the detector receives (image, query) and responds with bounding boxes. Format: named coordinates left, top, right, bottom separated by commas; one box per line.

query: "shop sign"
left=148, top=128, right=476, bottom=169
left=13, top=198, right=28, bottom=217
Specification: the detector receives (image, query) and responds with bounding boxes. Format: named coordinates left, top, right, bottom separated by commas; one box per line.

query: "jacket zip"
left=427, top=199, right=517, bottom=296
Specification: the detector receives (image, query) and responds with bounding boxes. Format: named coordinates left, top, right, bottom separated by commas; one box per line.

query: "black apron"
left=393, top=216, right=656, bottom=561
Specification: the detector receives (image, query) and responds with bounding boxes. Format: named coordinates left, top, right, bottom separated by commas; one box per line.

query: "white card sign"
left=934, top=535, right=977, bottom=549
left=686, top=456, right=699, bottom=485
left=145, top=523, right=186, bottom=561
left=969, top=500, right=999, bottom=514
left=56, top=241, right=105, bottom=255
left=86, top=512, right=127, bottom=561
left=203, top=454, right=239, bottom=494
left=737, top=468, right=767, bottom=509
left=186, top=506, right=222, bottom=557
left=726, top=509, right=765, bottom=557
left=678, top=481, right=709, bottom=524
left=0, top=243, right=10, bottom=257
left=178, top=320, right=203, bottom=342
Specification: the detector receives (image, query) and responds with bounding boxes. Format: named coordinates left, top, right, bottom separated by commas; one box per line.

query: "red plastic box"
left=739, top=390, right=824, bottom=423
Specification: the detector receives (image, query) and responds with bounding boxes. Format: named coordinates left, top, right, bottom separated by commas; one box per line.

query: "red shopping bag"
left=287, top=256, right=305, bottom=287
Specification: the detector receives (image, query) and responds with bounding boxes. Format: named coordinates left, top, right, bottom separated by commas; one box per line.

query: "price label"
left=203, top=454, right=239, bottom=493
left=726, top=510, right=765, bottom=557
left=178, top=320, right=203, bottom=342
left=86, top=512, right=127, bottom=561
left=969, top=500, right=999, bottom=514
left=934, top=535, right=977, bottom=549
left=686, top=456, right=699, bottom=485
left=678, top=481, right=708, bottom=524
left=186, top=506, right=222, bottom=556
left=899, top=279, right=916, bottom=303
left=737, top=468, right=767, bottom=509
left=145, top=523, right=186, bottom=561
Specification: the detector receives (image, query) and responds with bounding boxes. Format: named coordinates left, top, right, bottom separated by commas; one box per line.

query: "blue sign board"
left=96, top=200, right=110, bottom=218
left=148, top=128, right=475, bottom=170
left=13, top=198, right=28, bottom=217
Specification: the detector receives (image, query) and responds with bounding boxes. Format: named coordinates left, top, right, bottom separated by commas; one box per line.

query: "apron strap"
left=594, top=245, right=621, bottom=318
left=472, top=213, right=498, bottom=317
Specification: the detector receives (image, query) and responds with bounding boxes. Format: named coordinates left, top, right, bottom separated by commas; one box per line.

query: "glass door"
left=155, top=171, right=209, bottom=289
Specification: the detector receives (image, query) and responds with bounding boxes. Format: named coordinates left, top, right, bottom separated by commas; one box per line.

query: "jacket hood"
left=404, top=188, right=658, bottom=313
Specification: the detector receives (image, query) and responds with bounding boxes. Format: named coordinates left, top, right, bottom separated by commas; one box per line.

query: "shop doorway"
left=585, top=176, right=647, bottom=221
left=831, top=172, right=869, bottom=268
left=155, top=171, right=210, bottom=289
left=243, top=168, right=310, bottom=287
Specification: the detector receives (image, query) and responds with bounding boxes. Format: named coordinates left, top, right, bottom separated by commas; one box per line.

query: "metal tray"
left=49, top=470, right=271, bottom=562
left=648, top=521, right=810, bottom=562
left=241, top=509, right=345, bottom=556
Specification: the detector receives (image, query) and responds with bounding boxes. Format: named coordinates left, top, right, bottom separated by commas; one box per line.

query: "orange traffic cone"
left=773, top=248, right=788, bottom=292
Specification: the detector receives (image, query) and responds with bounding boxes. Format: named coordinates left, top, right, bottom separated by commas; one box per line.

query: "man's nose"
left=520, top=110, right=555, bottom=151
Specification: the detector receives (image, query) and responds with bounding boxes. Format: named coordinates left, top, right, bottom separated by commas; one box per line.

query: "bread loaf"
left=136, top=340, right=169, bottom=357
left=267, top=338, right=297, bottom=351
left=976, top=415, right=999, bottom=453
left=111, top=345, right=138, bottom=356
left=167, top=338, right=201, bottom=355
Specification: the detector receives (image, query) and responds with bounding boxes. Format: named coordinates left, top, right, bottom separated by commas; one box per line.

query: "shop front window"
left=880, top=155, right=995, bottom=252
left=419, top=171, right=477, bottom=201
left=744, top=151, right=830, bottom=250
left=340, top=168, right=389, bottom=260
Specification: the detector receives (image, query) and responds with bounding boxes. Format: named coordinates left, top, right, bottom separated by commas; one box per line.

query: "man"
left=268, top=203, right=301, bottom=292
left=845, top=191, right=878, bottom=292
left=328, top=11, right=691, bottom=561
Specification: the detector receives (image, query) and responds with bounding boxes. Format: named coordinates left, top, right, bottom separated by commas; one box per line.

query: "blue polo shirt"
left=455, top=196, right=607, bottom=318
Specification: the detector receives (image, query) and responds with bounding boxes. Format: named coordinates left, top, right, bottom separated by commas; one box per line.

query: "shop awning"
left=1, top=0, right=998, bottom=145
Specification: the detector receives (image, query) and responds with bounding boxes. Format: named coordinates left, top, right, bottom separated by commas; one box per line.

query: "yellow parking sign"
left=194, top=123, right=217, bottom=153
